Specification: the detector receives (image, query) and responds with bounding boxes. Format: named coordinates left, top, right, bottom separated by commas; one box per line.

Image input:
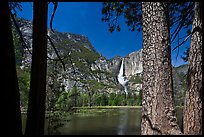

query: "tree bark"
left=141, top=2, right=182, bottom=135
left=183, top=2, right=202, bottom=135
left=25, top=2, right=48, bottom=135
left=0, top=1, right=22, bottom=135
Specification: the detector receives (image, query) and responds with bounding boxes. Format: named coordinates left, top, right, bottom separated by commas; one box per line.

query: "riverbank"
left=73, top=106, right=142, bottom=109
left=21, top=105, right=184, bottom=114
left=73, top=105, right=184, bottom=109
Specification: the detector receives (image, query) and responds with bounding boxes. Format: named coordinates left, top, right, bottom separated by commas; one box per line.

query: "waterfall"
left=117, top=58, right=128, bottom=94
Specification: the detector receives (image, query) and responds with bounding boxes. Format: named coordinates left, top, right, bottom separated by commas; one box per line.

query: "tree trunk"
left=183, top=2, right=202, bottom=135
left=25, top=2, right=48, bottom=135
left=0, top=1, right=22, bottom=135
left=141, top=2, right=182, bottom=135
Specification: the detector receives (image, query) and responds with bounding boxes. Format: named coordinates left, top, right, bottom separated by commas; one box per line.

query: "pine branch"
left=49, top=2, right=58, bottom=33
left=172, top=26, right=202, bottom=51
left=170, top=3, right=194, bottom=43
left=9, top=9, right=32, bottom=55
left=47, top=35, right=66, bottom=71
left=67, top=51, right=78, bottom=87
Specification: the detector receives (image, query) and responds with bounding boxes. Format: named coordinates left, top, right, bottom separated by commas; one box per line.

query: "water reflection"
left=22, top=107, right=182, bottom=135
left=117, top=108, right=128, bottom=135
left=55, top=108, right=141, bottom=135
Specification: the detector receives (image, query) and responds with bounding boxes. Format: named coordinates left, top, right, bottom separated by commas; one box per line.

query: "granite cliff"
left=14, top=18, right=187, bottom=105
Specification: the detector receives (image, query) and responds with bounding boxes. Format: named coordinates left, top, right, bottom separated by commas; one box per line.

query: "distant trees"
left=0, top=1, right=22, bottom=135
left=183, top=2, right=202, bottom=135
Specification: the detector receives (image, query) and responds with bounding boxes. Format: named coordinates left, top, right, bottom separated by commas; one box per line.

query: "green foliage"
left=108, top=93, right=116, bottom=106
left=49, top=39, right=101, bottom=80
left=16, top=66, right=30, bottom=109
left=100, top=93, right=109, bottom=106
left=112, top=94, right=123, bottom=106
left=46, top=87, right=80, bottom=135
left=13, top=28, right=24, bottom=65
left=78, top=93, right=89, bottom=106
left=135, top=90, right=142, bottom=106
left=76, top=92, right=142, bottom=107
left=55, top=90, right=72, bottom=111
left=13, top=26, right=30, bottom=109
left=60, top=39, right=100, bottom=64
left=172, top=64, right=188, bottom=106
left=101, top=2, right=194, bottom=47
left=46, top=110, right=70, bottom=135
left=101, top=2, right=142, bottom=33
left=127, top=98, right=135, bottom=106
left=87, top=80, right=106, bottom=91
left=129, top=74, right=142, bottom=84
left=74, top=44, right=100, bottom=64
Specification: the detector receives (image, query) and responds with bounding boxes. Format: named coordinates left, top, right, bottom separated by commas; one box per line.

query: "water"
left=22, top=107, right=183, bottom=135
left=118, top=58, right=128, bottom=94
left=56, top=108, right=141, bottom=135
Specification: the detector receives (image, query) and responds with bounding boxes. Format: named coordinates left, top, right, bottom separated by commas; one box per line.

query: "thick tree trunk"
left=0, top=1, right=22, bottom=135
left=183, top=2, right=202, bottom=135
left=25, top=2, right=48, bottom=135
left=141, top=2, right=182, bottom=135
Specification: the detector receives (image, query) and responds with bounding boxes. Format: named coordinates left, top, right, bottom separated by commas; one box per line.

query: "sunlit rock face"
left=91, top=49, right=143, bottom=79
left=107, top=56, right=122, bottom=73
left=91, top=56, right=109, bottom=72
left=91, top=50, right=143, bottom=93
left=124, top=49, right=143, bottom=78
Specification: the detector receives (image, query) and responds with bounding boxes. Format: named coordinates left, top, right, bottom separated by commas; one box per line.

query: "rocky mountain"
left=14, top=18, right=187, bottom=105
left=14, top=18, right=121, bottom=94
left=172, top=64, right=188, bottom=106
left=124, top=49, right=143, bottom=76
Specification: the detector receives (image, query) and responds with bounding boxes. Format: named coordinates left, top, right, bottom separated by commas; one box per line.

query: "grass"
left=72, top=105, right=183, bottom=117
left=73, top=106, right=142, bottom=109
left=72, top=106, right=142, bottom=117
left=176, top=106, right=184, bottom=108
left=73, top=105, right=183, bottom=109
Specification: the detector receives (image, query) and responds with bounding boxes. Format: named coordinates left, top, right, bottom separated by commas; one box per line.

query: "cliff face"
left=90, top=49, right=143, bottom=93
left=14, top=18, right=120, bottom=94
left=14, top=18, right=97, bottom=68
left=15, top=18, right=187, bottom=104
left=124, top=49, right=143, bottom=77
left=172, top=64, right=188, bottom=106
left=91, top=49, right=143, bottom=79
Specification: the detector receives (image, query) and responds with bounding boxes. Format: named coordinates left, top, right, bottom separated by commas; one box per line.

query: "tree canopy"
left=101, top=2, right=194, bottom=44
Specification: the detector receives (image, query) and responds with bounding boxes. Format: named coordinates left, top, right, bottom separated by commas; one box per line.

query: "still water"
left=22, top=107, right=183, bottom=135
left=55, top=108, right=141, bottom=135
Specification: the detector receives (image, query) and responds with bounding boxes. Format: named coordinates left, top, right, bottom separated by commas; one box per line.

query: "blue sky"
left=16, top=2, right=190, bottom=67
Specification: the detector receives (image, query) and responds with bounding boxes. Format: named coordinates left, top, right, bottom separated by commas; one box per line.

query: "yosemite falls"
left=118, top=58, right=129, bottom=94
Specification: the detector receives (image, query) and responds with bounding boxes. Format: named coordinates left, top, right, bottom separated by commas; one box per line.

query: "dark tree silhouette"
left=0, top=1, right=22, bottom=135
left=25, top=2, right=48, bottom=135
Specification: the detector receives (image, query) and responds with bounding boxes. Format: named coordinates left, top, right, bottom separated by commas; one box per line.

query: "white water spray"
left=117, top=58, right=128, bottom=94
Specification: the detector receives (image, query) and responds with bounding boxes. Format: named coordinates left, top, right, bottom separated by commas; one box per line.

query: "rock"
left=15, top=18, right=187, bottom=104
